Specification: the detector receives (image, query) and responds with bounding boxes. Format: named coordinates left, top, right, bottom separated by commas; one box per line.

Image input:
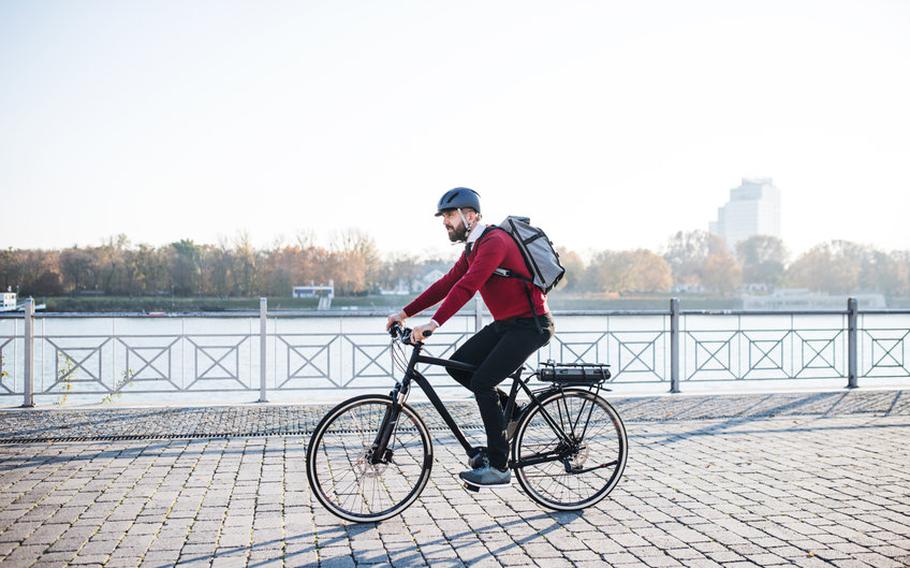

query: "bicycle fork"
left=368, top=380, right=409, bottom=465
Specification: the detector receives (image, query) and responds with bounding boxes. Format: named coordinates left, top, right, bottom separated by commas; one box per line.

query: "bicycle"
left=305, top=322, right=629, bottom=523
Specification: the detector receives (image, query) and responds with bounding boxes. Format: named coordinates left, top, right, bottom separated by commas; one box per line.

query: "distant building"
left=293, top=280, right=334, bottom=309
left=292, top=282, right=334, bottom=299
left=2, top=291, right=16, bottom=309
left=0, top=290, right=45, bottom=313
left=710, top=178, right=781, bottom=248
left=671, top=283, right=705, bottom=294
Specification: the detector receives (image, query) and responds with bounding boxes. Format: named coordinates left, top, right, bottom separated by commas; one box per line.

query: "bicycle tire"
left=512, top=388, right=628, bottom=511
left=306, top=394, right=433, bottom=523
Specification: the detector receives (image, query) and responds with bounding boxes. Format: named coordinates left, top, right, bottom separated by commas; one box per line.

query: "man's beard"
left=447, top=224, right=468, bottom=243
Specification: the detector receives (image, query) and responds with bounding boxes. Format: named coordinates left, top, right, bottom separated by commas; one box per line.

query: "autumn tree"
left=95, top=235, right=131, bottom=295
left=885, top=251, right=910, bottom=296
left=555, top=247, right=585, bottom=291
left=0, top=248, right=22, bottom=292
left=128, top=244, right=169, bottom=295
left=374, top=253, right=424, bottom=292
left=10, top=250, right=64, bottom=296
left=169, top=240, right=202, bottom=296
left=860, top=250, right=910, bottom=296
left=586, top=249, right=672, bottom=294
left=231, top=233, right=259, bottom=296
left=702, top=251, right=742, bottom=295
left=663, top=230, right=741, bottom=293
left=327, top=230, right=380, bottom=295
left=785, top=240, right=865, bottom=294
left=257, top=240, right=331, bottom=297
left=736, top=235, right=787, bottom=288
left=59, top=247, right=100, bottom=292
left=663, top=230, right=715, bottom=288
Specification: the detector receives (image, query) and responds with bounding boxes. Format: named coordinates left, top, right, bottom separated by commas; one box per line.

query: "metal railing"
left=0, top=297, right=908, bottom=406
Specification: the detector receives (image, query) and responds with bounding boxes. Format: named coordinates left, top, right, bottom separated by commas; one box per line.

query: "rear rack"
left=537, top=360, right=611, bottom=384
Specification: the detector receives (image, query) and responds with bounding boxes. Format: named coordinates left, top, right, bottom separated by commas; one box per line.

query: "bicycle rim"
left=306, top=395, right=433, bottom=523
left=513, top=389, right=628, bottom=511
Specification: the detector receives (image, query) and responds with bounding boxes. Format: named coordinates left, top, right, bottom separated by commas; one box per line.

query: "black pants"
left=447, top=314, right=555, bottom=469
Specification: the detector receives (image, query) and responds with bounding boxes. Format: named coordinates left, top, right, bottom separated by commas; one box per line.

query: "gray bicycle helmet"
left=435, top=187, right=481, bottom=216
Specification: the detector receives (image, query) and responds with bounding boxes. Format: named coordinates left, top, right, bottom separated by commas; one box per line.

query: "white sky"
left=1, top=0, right=908, bottom=260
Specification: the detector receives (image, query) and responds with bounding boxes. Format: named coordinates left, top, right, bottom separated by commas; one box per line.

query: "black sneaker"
left=460, top=461, right=511, bottom=488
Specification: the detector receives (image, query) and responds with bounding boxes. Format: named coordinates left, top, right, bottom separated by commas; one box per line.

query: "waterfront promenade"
left=0, top=389, right=908, bottom=567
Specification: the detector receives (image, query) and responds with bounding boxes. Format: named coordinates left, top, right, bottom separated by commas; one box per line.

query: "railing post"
left=22, top=298, right=35, bottom=408
left=474, top=296, right=483, bottom=332
left=259, top=297, right=268, bottom=403
left=670, top=297, right=680, bottom=394
left=847, top=297, right=858, bottom=389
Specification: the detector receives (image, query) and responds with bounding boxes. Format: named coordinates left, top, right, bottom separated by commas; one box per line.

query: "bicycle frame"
left=370, top=337, right=585, bottom=468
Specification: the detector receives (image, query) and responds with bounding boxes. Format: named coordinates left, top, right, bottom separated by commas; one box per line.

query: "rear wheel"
left=512, top=388, right=627, bottom=511
left=306, top=395, right=433, bottom=523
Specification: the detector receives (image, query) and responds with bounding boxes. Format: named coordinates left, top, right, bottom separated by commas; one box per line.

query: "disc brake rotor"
left=354, top=454, right=388, bottom=478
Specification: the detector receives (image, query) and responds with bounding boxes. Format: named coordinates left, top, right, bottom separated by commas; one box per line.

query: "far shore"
left=9, top=293, right=910, bottom=313
left=14, top=293, right=751, bottom=313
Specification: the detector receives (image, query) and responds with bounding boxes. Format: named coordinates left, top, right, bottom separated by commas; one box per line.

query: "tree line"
left=560, top=232, right=910, bottom=297
left=1, top=231, right=909, bottom=298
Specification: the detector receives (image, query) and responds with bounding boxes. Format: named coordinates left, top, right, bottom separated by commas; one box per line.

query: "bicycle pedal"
left=463, top=482, right=480, bottom=492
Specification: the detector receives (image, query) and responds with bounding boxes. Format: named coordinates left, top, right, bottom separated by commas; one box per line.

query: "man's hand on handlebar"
left=388, top=319, right=437, bottom=344
left=386, top=310, right=408, bottom=332
left=410, top=322, right=438, bottom=344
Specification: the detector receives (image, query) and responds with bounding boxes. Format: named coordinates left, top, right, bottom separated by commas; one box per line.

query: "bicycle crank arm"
left=511, top=451, right=565, bottom=469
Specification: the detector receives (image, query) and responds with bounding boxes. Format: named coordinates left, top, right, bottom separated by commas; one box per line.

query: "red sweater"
left=403, top=227, right=549, bottom=326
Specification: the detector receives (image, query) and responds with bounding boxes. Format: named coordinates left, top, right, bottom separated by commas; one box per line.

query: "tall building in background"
left=709, top=178, right=781, bottom=248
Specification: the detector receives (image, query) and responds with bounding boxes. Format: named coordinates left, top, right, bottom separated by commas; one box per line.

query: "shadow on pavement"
left=165, top=511, right=581, bottom=568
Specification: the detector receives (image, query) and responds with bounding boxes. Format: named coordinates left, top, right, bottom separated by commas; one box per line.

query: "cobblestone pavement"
left=0, top=391, right=908, bottom=567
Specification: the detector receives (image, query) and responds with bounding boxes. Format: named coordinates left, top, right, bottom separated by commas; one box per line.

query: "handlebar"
left=389, top=321, right=432, bottom=345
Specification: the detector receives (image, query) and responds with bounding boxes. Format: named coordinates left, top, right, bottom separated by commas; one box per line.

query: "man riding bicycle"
left=386, top=187, right=555, bottom=487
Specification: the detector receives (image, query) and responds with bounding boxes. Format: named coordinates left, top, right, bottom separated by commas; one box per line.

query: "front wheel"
left=512, top=388, right=628, bottom=511
left=306, top=395, right=433, bottom=523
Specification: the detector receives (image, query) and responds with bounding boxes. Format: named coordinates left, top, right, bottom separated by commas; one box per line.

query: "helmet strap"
left=457, top=208, right=472, bottom=241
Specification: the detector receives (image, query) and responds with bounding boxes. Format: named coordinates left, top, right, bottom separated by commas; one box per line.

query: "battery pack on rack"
left=537, top=360, right=611, bottom=383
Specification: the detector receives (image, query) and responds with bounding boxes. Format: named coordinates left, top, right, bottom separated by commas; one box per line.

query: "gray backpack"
left=492, top=216, right=565, bottom=293
left=484, top=216, right=565, bottom=331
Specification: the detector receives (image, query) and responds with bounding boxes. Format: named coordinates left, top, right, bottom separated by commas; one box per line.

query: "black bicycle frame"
left=370, top=339, right=578, bottom=467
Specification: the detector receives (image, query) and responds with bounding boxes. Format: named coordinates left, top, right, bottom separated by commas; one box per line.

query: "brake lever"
left=389, top=322, right=432, bottom=345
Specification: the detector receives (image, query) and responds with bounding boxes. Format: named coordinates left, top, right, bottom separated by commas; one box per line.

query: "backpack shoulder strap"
left=477, top=225, right=502, bottom=241
left=483, top=227, right=532, bottom=281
